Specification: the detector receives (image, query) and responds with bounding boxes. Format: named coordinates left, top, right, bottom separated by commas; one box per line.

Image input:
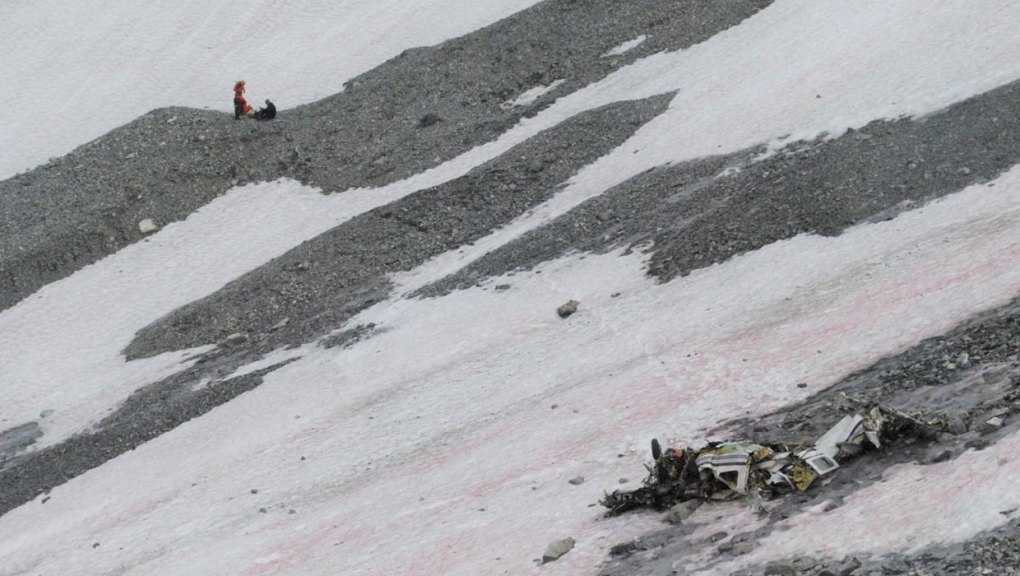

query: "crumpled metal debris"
left=601, top=406, right=940, bottom=515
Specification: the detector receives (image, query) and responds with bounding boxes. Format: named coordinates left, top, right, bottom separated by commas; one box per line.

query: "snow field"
left=4, top=0, right=1020, bottom=574
left=5, top=164, right=1020, bottom=574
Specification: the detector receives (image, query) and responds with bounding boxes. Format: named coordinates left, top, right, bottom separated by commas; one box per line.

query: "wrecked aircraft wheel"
left=651, top=438, right=662, bottom=460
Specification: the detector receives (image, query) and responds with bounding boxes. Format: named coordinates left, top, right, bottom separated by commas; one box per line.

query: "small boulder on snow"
left=557, top=300, right=579, bottom=319
left=542, top=537, right=575, bottom=564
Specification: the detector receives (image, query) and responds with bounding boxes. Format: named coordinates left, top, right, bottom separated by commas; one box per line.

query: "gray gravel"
left=2, top=0, right=1020, bottom=573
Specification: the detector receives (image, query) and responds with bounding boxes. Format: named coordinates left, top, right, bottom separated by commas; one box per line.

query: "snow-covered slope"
left=2, top=1, right=1020, bottom=575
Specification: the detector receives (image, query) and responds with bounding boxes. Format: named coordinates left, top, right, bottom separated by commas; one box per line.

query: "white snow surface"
left=500, top=79, right=566, bottom=109
left=603, top=35, right=647, bottom=57
left=2, top=1, right=1020, bottom=574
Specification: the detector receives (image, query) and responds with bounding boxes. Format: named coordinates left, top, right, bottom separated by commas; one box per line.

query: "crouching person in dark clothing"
left=257, top=99, right=277, bottom=121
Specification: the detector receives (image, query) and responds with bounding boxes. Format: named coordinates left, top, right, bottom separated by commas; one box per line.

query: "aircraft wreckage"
left=601, top=406, right=942, bottom=515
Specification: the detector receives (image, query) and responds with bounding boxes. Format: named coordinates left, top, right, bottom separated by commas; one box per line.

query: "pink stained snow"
left=2, top=1, right=1020, bottom=575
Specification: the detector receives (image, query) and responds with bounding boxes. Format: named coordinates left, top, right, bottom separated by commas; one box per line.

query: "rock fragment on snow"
left=542, top=537, right=575, bottom=564
left=729, top=541, right=753, bottom=555
left=664, top=499, right=701, bottom=524
left=924, top=449, right=952, bottom=464
left=567, top=476, right=584, bottom=486
left=557, top=300, right=579, bottom=318
left=763, top=561, right=796, bottom=575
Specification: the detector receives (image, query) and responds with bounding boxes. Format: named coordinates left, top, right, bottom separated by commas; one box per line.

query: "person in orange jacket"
left=233, top=80, right=252, bottom=119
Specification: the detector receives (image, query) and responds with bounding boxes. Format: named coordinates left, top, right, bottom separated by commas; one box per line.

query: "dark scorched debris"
left=600, top=406, right=941, bottom=515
